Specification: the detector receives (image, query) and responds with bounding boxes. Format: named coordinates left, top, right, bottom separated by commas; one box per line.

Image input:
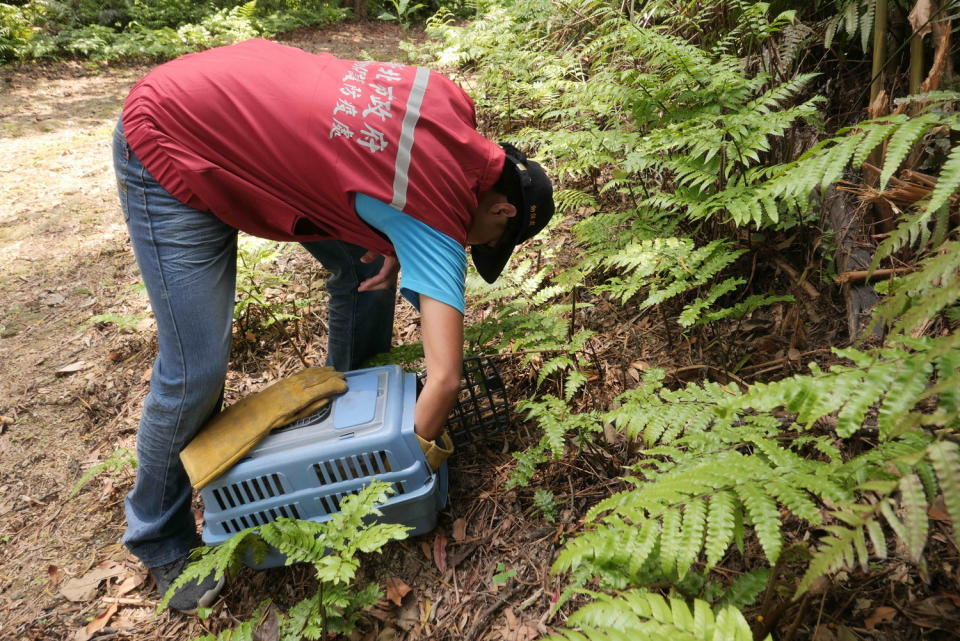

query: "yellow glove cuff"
left=417, top=431, right=454, bottom=471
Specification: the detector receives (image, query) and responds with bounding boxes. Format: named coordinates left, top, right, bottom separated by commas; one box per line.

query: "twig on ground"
left=772, top=256, right=820, bottom=298
left=666, top=364, right=748, bottom=388
left=465, top=583, right=528, bottom=641
left=835, top=267, right=912, bottom=284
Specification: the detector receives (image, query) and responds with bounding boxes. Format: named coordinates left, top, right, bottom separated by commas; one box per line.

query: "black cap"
left=471, top=143, right=555, bottom=283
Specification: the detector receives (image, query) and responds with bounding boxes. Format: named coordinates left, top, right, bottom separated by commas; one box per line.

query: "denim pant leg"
left=300, top=240, right=395, bottom=371
left=113, top=124, right=238, bottom=567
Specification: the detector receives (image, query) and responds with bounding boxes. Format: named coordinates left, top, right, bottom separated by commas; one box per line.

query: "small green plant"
left=70, top=448, right=137, bottom=498
left=88, top=312, right=142, bottom=332
left=491, top=562, right=516, bottom=585
left=364, top=341, right=425, bottom=368
left=377, top=0, right=426, bottom=29
left=234, top=236, right=314, bottom=364
left=533, top=489, right=558, bottom=523
left=164, top=481, right=410, bottom=640
left=507, top=396, right=602, bottom=489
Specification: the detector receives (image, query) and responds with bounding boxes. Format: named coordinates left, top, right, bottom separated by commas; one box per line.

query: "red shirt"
left=122, top=39, right=505, bottom=255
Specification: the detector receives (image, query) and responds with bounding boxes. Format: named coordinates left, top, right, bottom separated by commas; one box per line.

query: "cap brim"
left=471, top=147, right=553, bottom=284
left=471, top=235, right=519, bottom=284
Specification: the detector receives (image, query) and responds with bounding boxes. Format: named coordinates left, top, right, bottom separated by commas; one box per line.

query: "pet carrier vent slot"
left=222, top=503, right=301, bottom=534
left=317, top=489, right=364, bottom=516
left=273, top=403, right=332, bottom=433
left=312, top=450, right=393, bottom=487
left=213, top=473, right=285, bottom=510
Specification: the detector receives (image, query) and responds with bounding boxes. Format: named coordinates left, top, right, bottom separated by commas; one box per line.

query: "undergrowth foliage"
left=0, top=0, right=348, bottom=62
left=167, top=481, right=409, bottom=640
left=421, top=0, right=960, bottom=636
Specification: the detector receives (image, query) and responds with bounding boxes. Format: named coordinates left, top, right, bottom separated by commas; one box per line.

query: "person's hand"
left=357, top=251, right=399, bottom=292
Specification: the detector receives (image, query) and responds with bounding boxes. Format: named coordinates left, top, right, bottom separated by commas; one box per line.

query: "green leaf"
left=925, top=142, right=960, bottom=214
left=880, top=114, right=938, bottom=189
left=928, top=441, right=960, bottom=548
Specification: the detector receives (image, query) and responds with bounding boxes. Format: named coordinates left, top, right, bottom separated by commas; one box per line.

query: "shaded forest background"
left=2, top=1, right=960, bottom=640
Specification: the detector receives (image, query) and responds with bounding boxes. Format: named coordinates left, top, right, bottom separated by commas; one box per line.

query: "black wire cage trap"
left=430, top=355, right=512, bottom=449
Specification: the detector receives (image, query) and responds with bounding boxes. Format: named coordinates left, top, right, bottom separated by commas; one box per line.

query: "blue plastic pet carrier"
left=199, top=358, right=509, bottom=568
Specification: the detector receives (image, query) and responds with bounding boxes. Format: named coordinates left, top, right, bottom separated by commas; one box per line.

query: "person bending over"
left=113, top=38, right=554, bottom=612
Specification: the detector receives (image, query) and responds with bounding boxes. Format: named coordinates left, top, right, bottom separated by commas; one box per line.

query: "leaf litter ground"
left=1, top=19, right=958, bottom=641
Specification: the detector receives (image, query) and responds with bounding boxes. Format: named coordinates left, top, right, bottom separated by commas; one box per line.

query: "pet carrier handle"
left=180, top=367, right=348, bottom=490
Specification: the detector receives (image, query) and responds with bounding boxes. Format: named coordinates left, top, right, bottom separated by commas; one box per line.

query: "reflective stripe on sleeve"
left=391, top=66, right=431, bottom=211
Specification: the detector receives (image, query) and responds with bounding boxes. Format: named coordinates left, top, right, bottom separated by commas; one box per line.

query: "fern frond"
left=879, top=113, right=939, bottom=189
left=850, top=116, right=906, bottom=167
left=797, top=523, right=860, bottom=595
left=545, top=591, right=765, bottom=641
left=735, top=484, right=782, bottom=563
left=676, top=498, right=707, bottom=578
left=716, top=568, right=772, bottom=611
left=928, top=441, right=960, bottom=548
left=925, top=141, right=960, bottom=214
left=898, top=474, right=929, bottom=562
left=705, top=490, right=737, bottom=568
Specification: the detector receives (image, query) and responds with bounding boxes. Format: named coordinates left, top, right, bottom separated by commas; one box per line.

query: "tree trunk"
left=824, top=187, right=883, bottom=341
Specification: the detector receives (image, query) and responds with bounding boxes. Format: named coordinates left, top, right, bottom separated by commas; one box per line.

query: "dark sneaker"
left=150, top=555, right=224, bottom=614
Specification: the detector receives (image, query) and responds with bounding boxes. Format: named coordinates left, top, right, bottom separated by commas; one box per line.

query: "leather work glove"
left=181, top=367, right=348, bottom=490
left=416, top=431, right=454, bottom=471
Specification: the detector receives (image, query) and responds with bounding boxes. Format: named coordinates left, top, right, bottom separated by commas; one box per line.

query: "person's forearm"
left=415, top=375, right=459, bottom=441
left=416, top=294, right=464, bottom=441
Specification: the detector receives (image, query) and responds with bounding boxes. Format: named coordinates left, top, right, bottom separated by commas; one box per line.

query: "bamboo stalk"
left=870, top=0, right=888, bottom=105
left=910, top=33, right=924, bottom=96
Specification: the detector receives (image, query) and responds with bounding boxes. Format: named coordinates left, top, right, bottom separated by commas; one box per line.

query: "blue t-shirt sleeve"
left=354, top=193, right=466, bottom=315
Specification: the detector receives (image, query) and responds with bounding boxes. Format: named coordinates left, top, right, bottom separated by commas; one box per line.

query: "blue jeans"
left=112, top=122, right=394, bottom=567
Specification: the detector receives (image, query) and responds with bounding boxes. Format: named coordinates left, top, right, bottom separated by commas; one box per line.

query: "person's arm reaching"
left=416, top=294, right=463, bottom=442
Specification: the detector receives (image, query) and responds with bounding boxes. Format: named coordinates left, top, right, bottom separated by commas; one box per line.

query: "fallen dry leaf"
left=114, top=573, right=145, bottom=597
left=60, top=562, right=125, bottom=602
left=452, top=517, right=467, bottom=542
left=73, top=602, right=118, bottom=641
left=811, top=625, right=836, bottom=641
left=516, top=623, right=539, bottom=641
left=385, top=577, right=411, bottom=607
left=377, top=627, right=398, bottom=641
left=56, top=360, right=91, bottom=376
left=433, top=531, right=448, bottom=574
left=504, top=607, right=518, bottom=629
left=396, top=594, right=419, bottom=631
left=929, top=505, right=951, bottom=522
left=835, top=625, right=859, bottom=641
left=929, top=495, right=951, bottom=522
left=254, top=604, right=280, bottom=641
left=419, top=541, right=432, bottom=564
left=47, top=565, right=62, bottom=587
left=865, top=605, right=898, bottom=630
left=905, top=594, right=960, bottom=630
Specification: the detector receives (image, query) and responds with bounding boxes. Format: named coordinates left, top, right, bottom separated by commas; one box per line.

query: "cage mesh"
left=444, top=356, right=511, bottom=448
